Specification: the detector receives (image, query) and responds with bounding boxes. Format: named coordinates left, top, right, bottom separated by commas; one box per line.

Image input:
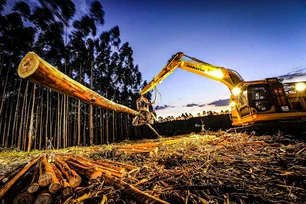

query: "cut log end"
left=27, top=183, right=40, bottom=194
left=34, top=192, right=52, bottom=204
left=49, top=182, right=61, bottom=194
left=62, top=187, right=73, bottom=198
left=13, top=192, right=34, bottom=204
left=69, top=176, right=82, bottom=188
left=18, top=52, right=40, bottom=79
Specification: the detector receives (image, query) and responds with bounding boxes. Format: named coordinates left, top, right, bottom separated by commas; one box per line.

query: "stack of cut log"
left=0, top=154, right=169, bottom=204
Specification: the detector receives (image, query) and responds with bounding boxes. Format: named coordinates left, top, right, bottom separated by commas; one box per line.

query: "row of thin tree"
left=0, top=0, right=153, bottom=151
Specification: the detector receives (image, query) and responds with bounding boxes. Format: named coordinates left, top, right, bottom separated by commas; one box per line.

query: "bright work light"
left=232, top=87, right=241, bottom=96
left=295, top=82, right=306, bottom=92
left=230, top=101, right=236, bottom=107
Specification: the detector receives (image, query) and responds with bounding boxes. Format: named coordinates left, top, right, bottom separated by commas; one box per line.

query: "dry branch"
left=104, top=172, right=169, bottom=204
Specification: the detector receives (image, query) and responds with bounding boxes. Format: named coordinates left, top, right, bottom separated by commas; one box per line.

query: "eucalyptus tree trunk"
left=45, top=90, right=49, bottom=149
left=112, top=111, right=115, bottom=142
left=100, top=108, right=103, bottom=144
left=77, top=63, right=82, bottom=146
left=23, top=84, right=33, bottom=150
left=0, top=58, right=11, bottom=116
left=57, top=93, right=61, bottom=148
left=83, top=105, right=87, bottom=145
left=17, top=81, right=29, bottom=149
left=34, top=97, right=40, bottom=150
left=89, top=59, right=94, bottom=145
left=105, top=90, right=109, bottom=144
left=5, top=96, right=15, bottom=147
left=27, top=84, right=36, bottom=152
left=12, top=80, right=22, bottom=146
left=63, top=95, right=66, bottom=148
left=39, top=88, right=43, bottom=150
left=2, top=102, right=9, bottom=147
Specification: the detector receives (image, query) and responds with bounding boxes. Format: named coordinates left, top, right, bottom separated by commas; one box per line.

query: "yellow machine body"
left=141, top=52, right=306, bottom=127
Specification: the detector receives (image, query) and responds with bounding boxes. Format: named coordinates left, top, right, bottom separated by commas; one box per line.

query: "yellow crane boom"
left=141, top=52, right=244, bottom=95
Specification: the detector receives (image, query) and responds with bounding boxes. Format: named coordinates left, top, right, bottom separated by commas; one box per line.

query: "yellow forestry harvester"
left=139, top=52, right=306, bottom=132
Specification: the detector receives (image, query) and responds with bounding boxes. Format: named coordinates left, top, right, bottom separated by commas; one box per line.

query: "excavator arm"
left=140, top=52, right=244, bottom=95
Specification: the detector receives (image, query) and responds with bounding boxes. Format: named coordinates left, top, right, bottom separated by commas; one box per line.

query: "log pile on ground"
left=1, top=132, right=306, bottom=203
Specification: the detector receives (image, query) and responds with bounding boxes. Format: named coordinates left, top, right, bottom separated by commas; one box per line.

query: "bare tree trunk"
left=61, top=94, right=64, bottom=148
left=2, top=103, right=8, bottom=147
left=63, top=95, right=66, bottom=147
left=100, top=108, right=103, bottom=144
left=27, top=84, right=36, bottom=152
left=5, top=97, right=15, bottom=147
left=0, top=57, right=11, bottom=116
left=23, top=84, right=33, bottom=150
left=73, top=100, right=77, bottom=146
left=89, top=60, right=94, bottom=145
left=45, top=90, right=49, bottom=150
left=77, top=100, right=81, bottom=146
left=34, top=99, right=39, bottom=150
left=17, top=81, right=29, bottom=150
left=105, top=90, right=109, bottom=144
left=39, top=88, right=43, bottom=150
left=83, top=105, right=86, bottom=145
left=112, top=111, right=115, bottom=142
left=12, top=80, right=22, bottom=146
left=57, top=93, right=61, bottom=149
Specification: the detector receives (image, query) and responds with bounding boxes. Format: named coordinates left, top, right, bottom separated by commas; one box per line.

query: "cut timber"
left=50, top=163, right=73, bottom=198
left=13, top=192, right=34, bottom=204
left=27, top=160, right=40, bottom=193
left=34, top=192, right=52, bottom=204
left=38, top=154, right=59, bottom=191
left=54, top=157, right=81, bottom=188
left=65, top=156, right=123, bottom=178
left=0, top=156, right=39, bottom=199
left=18, top=52, right=139, bottom=116
left=65, top=159, right=103, bottom=180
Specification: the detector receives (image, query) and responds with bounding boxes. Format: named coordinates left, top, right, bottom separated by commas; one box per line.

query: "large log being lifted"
left=18, top=52, right=139, bottom=116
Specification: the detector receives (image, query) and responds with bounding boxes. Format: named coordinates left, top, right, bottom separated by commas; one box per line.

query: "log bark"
left=38, top=154, right=55, bottom=187
left=18, top=52, right=139, bottom=116
left=65, top=156, right=124, bottom=178
left=54, top=157, right=81, bottom=188
left=27, top=161, right=40, bottom=194
left=50, top=163, right=73, bottom=198
left=0, top=157, right=39, bottom=199
left=34, top=192, right=52, bottom=204
left=13, top=192, right=34, bottom=204
left=65, top=159, right=103, bottom=180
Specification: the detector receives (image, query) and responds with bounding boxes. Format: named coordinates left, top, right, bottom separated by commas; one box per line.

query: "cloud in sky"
left=155, top=99, right=230, bottom=117
left=279, top=68, right=306, bottom=80
left=154, top=104, right=175, bottom=110
left=208, top=99, right=230, bottom=107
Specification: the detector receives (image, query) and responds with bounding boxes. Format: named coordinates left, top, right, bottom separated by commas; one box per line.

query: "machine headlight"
left=295, top=82, right=306, bottom=92
left=230, top=101, right=236, bottom=107
left=232, top=87, right=241, bottom=96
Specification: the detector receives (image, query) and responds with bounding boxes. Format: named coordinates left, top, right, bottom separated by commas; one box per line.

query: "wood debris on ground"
left=0, top=131, right=306, bottom=203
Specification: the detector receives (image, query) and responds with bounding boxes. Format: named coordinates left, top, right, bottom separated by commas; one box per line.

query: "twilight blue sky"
left=7, top=0, right=306, bottom=117
left=100, top=0, right=306, bottom=116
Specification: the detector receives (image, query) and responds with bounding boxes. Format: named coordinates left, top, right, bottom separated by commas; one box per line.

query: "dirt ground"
left=1, top=131, right=306, bottom=203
